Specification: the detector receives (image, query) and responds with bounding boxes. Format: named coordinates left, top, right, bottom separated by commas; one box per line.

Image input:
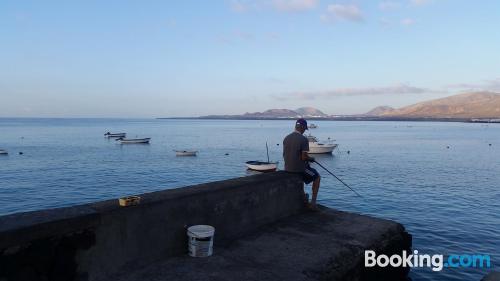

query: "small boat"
left=175, top=150, right=198, bottom=156
left=0, top=149, right=8, bottom=155
left=246, top=142, right=278, bottom=172
left=307, top=135, right=337, bottom=154
left=116, top=137, right=150, bottom=144
left=105, top=132, right=126, bottom=138
left=245, top=161, right=278, bottom=172
left=309, top=124, right=318, bottom=129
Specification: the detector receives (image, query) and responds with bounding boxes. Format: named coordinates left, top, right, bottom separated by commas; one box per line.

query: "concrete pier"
left=0, top=172, right=411, bottom=281
left=115, top=208, right=411, bottom=281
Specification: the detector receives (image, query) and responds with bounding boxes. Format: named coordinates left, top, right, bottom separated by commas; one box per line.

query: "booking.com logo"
left=365, top=250, right=491, bottom=272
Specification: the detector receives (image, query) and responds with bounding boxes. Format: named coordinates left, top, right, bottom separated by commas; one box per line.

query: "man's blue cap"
left=296, top=118, right=308, bottom=130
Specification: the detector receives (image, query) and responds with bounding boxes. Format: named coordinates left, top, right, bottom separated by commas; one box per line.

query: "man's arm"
left=301, top=137, right=314, bottom=162
left=301, top=151, right=314, bottom=162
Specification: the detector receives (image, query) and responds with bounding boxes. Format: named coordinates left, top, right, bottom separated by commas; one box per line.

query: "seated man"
left=283, top=118, right=321, bottom=210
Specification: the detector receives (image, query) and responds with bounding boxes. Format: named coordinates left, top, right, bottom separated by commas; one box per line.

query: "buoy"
left=489, top=144, right=492, bottom=146
left=19, top=152, right=23, bottom=155
left=447, top=146, right=450, bottom=149
left=224, top=153, right=229, bottom=155
left=347, top=150, right=350, bottom=154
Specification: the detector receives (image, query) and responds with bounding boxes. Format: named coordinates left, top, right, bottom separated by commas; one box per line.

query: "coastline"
left=156, top=116, right=490, bottom=123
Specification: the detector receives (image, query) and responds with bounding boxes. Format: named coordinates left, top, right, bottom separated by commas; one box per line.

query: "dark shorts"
left=303, top=166, right=320, bottom=184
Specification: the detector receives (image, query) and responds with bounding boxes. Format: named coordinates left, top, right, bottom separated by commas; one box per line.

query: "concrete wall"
left=0, top=172, right=304, bottom=281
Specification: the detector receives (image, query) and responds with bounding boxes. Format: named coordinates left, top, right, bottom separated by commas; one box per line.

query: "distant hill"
left=200, top=107, right=329, bottom=119
left=243, top=109, right=300, bottom=118
left=364, top=106, right=395, bottom=116
left=387, top=92, right=500, bottom=118
left=366, top=92, right=500, bottom=118
left=295, top=107, right=328, bottom=117
left=195, top=92, right=500, bottom=120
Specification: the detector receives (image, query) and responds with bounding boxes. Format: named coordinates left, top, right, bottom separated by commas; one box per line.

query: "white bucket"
left=187, top=225, right=215, bottom=257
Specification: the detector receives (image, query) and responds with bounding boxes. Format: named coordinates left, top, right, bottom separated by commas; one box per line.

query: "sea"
left=0, top=118, right=499, bottom=280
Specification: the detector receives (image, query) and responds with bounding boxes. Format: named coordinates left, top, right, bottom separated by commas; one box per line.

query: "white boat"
left=175, top=150, right=198, bottom=156
left=0, top=149, right=8, bottom=155
left=116, top=137, right=150, bottom=144
left=309, top=124, right=318, bottom=129
left=245, top=161, right=278, bottom=172
left=104, top=132, right=126, bottom=138
left=307, top=135, right=337, bottom=154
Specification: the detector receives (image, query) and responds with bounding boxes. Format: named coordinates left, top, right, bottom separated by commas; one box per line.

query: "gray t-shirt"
left=283, top=131, right=309, bottom=172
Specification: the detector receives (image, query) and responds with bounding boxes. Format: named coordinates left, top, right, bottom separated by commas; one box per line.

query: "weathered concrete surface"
left=0, top=172, right=305, bottom=281
left=482, top=272, right=500, bottom=281
left=113, top=207, right=412, bottom=281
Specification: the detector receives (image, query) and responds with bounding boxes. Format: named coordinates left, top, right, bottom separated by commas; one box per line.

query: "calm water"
left=0, top=118, right=499, bottom=280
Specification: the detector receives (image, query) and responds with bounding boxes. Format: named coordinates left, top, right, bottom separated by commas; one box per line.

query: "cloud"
left=229, top=0, right=269, bottom=12
left=266, top=32, right=280, bottom=40
left=448, top=78, right=500, bottom=92
left=379, top=17, right=415, bottom=27
left=273, top=84, right=431, bottom=100
left=215, top=30, right=255, bottom=44
left=230, top=0, right=249, bottom=12
left=379, top=1, right=401, bottom=11
left=229, top=0, right=317, bottom=13
left=401, top=18, right=415, bottom=25
left=321, top=4, right=364, bottom=22
left=14, top=12, right=31, bottom=22
left=272, top=0, right=318, bottom=12
left=410, top=0, right=432, bottom=6
left=166, top=19, right=176, bottom=28
left=215, top=30, right=279, bottom=44
left=266, top=77, right=286, bottom=84
left=379, top=18, right=392, bottom=26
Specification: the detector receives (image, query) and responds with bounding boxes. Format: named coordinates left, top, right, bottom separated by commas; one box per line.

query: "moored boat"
left=307, top=135, right=337, bottom=154
left=309, top=124, right=318, bottom=129
left=0, top=149, right=8, bottom=155
left=245, top=161, right=278, bottom=172
left=104, top=132, right=126, bottom=138
left=175, top=150, right=198, bottom=156
left=116, top=137, right=150, bottom=144
left=246, top=142, right=278, bottom=172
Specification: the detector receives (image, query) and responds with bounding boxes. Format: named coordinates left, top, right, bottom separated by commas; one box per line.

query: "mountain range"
left=198, top=92, right=500, bottom=120
left=364, top=92, right=500, bottom=118
left=203, top=107, right=328, bottom=119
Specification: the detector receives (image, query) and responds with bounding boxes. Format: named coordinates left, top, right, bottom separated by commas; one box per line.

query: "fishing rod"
left=312, top=159, right=363, bottom=198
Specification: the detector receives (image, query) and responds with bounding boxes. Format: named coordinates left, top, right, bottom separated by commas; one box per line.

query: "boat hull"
left=245, top=161, right=278, bottom=172
left=118, top=138, right=150, bottom=144
left=0, top=150, right=8, bottom=155
left=105, top=133, right=126, bottom=138
left=308, top=144, right=338, bottom=154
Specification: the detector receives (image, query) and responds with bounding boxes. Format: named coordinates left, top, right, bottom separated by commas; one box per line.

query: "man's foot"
left=307, top=203, right=320, bottom=212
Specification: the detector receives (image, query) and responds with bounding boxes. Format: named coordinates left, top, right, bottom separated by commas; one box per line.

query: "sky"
left=1, top=0, right=500, bottom=117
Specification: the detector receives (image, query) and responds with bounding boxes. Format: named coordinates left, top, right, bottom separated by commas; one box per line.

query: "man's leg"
left=310, top=176, right=320, bottom=207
